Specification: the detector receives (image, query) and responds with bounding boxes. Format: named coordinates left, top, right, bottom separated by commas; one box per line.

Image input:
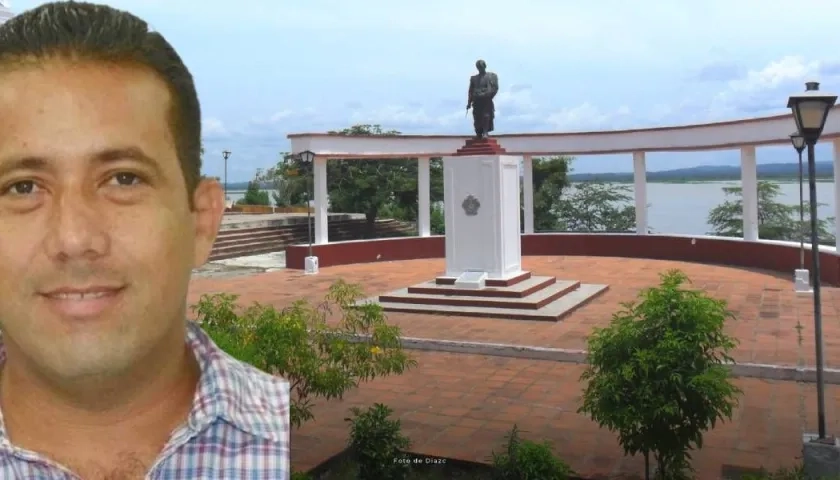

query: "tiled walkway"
left=187, top=256, right=840, bottom=478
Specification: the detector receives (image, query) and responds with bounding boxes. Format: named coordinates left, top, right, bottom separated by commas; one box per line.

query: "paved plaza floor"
left=187, top=256, right=840, bottom=478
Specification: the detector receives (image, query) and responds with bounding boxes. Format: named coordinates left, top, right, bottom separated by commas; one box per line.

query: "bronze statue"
left=466, top=59, right=499, bottom=138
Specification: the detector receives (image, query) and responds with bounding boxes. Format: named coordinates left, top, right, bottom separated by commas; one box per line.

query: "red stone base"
left=453, top=137, right=507, bottom=156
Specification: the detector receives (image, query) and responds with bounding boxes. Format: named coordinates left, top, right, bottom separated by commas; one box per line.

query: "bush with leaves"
left=192, top=280, right=418, bottom=428
left=578, top=270, right=742, bottom=480
left=490, top=424, right=573, bottom=480
left=346, top=403, right=412, bottom=480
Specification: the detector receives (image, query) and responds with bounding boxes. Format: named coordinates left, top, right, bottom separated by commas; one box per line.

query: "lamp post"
left=298, top=150, right=316, bottom=272
left=790, top=132, right=807, bottom=271
left=788, top=81, right=837, bottom=441
left=222, top=150, right=231, bottom=207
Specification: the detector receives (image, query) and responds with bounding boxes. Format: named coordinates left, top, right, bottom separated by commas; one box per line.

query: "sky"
left=6, top=0, right=840, bottom=181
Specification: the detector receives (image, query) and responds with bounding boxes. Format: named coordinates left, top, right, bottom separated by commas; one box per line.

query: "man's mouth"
left=39, top=286, right=127, bottom=319
left=45, top=290, right=119, bottom=300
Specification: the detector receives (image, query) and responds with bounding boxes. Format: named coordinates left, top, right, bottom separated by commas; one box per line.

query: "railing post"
left=633, top=152, right=647, bottom=234
left=740, top=146, right=759, bottom=241
left=833, top=138, right=840, bottom=245
left=314, top=157, right=329, bottom=244
left=418, top=157, right=431, bottom=237
left=522, top=155, right=534, bottom=234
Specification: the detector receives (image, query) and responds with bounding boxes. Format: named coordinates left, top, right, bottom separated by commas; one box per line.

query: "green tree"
left=579, top=270, right=741, bottom=480
left=238, top=179, right=270, bottom=205
left=707, top=181, right=835, bottom=245
left=192, top=280, right=417, bottom=429
left=524, top=156, right=572, bottom=232
left=556, top=182, right=640, bottom=232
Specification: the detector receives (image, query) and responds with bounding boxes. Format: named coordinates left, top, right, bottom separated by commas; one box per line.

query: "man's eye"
left=4, top=180, right=39, bottom=196
left=109, top=172, right=142, bottom=186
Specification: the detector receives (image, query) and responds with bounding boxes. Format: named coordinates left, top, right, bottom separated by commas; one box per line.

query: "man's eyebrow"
left=0, top=146, right=163, bottom=178
left=93, top=146, right=163, bottom=174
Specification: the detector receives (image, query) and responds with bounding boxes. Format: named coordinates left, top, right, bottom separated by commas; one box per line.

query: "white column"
left=632, top=151, right=647, bottom=234
left=522, top=155, right=534, bottom=233
left=417, top=157, right=431, bottom=236
left=740, top=145, right=759, bottom=241
left=833, top=138, right=840, bottom=244
left=313, top=156, right=329, bottom=244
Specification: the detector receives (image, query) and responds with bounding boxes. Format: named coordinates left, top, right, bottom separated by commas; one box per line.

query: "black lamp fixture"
left=787, top=81, right=837, bottom=440
left=222, top=150, right=231, bottom=205
left=297, top=150, right=316, bottom=258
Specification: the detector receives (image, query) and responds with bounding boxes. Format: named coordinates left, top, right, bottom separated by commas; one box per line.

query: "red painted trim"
left=285, top=234, right=840, bottom=285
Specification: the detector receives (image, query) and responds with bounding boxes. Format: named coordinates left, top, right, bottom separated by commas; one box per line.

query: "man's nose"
left=43, top=190, right=110, bottom=262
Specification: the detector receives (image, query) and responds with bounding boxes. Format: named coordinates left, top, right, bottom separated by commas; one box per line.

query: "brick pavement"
left=186, top=256, right=840, bottom=477
left=291, top=351, right=838, bottom=479
left=189, top=256, right=840, bottom=368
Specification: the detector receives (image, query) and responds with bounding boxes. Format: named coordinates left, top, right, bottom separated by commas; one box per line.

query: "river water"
left=227, top=181, right=839, bottom=235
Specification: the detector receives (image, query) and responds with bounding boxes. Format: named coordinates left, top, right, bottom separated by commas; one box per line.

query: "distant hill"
left=219, top=161, right=834, bottom=188
left=569, top=161, right=834, bottom=182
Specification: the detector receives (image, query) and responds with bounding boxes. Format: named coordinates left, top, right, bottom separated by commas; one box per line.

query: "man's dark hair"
left=0, top=1, right=202, bottom=205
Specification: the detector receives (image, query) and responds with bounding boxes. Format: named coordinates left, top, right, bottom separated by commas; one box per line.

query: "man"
left=0, top=2, right=289, bottom=479
left=466, top=59, right=499, bottom=138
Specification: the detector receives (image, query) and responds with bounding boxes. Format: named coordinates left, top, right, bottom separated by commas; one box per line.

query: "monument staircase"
left=375, top=271, right=607, bottom=321
left=365, top=137, right=609, bottom=322
left=209, top=218, right=415, bottom=262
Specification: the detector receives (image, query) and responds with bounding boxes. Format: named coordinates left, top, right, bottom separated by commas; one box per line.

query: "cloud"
left=705, top=56, right=840, bottom=118
left=691, top=61, right=745, bottom=83
left=202, top=117, right=229, bottom=139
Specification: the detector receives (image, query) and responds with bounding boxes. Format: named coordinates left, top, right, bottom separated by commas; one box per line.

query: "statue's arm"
left=467, top=77, right=473, bottom=107
left=488, top=73, right=499, bottom=99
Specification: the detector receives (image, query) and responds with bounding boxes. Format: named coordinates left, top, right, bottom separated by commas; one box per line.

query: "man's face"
left=476, top=61, right=486, bottom=74
left=0, top=59, right=223, bottom=382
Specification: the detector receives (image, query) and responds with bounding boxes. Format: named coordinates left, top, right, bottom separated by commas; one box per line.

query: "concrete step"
left=367, top=284, right=609, bottom=321
left=379, top=280, right=579, bottom=310
left=209, top=244, right=290, bottom=262
left=407, top=276, right=557, bottom=298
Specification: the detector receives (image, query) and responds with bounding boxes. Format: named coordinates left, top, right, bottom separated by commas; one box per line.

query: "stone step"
left=369, top=284, right=609, bottom=321
left=407, top=275, right=557, bottom=298
left=380, top=280, right=580, bottom=310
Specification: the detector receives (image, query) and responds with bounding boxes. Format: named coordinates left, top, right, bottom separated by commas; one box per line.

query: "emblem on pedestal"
left=462, top=194, right=481, bottom=216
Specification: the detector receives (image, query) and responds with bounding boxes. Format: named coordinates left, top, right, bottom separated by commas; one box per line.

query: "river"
left=226, top=181, right=839, bottom=235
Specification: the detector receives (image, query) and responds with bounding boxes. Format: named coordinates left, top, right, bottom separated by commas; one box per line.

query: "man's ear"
left=190, top=178, right=224, bottom=268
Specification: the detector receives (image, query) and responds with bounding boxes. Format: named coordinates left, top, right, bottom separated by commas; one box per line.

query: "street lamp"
left=788, top=81, right=837, bottom=441
left=790, top=132, right=807, bottom=289
left=297, top=150, right=317, bottom=273
left=222, top=150, right=231, bottom=207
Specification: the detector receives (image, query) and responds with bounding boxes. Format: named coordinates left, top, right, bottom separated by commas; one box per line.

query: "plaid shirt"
left=0, top=321, right=290, bottom=479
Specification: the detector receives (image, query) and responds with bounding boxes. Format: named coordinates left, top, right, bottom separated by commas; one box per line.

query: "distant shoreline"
left=577, top=176, right=834, bottom=184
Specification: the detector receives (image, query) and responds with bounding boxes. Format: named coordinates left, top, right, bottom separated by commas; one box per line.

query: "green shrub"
left=192, top=280, right=417, bottom=428
left=490, top=424, right=573, bottom=480
left=290, top=471, right=313, bottom=480
left=578, top=269, right=742, bottom=480
left=346, top=403, right=412, bottom=480
left=234, top=179, right=270, bottom=205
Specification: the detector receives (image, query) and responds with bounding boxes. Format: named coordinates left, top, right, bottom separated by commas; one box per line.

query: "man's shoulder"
left=186, top=322, right=290, bottom=440
left=487, top=71, right=498, bottom=79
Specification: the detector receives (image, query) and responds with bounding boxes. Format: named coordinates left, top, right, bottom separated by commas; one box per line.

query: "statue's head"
left=475, top=59, right=486, bottom=73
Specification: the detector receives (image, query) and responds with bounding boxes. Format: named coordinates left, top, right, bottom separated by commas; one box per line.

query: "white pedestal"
left=304, top=256, right=319, bottom=275
left=442, top=154, right=522, bottom=281
left=795, top=269, right=812, bottom=293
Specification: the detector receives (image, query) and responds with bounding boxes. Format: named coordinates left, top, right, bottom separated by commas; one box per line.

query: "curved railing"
left=288, top=106, right=840, bottom=158
left=285, top=234, right=840, bottom=285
